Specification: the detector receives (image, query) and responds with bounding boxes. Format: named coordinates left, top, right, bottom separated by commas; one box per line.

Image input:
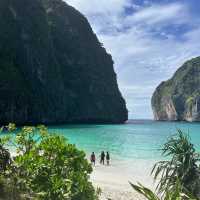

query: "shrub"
left=152, top=130, right=200, bottom=198
left=0, top=124, right=99, bottom=200
left=130, top=180, right=196, bottom=200
left=131, top=129, right=200, bottom=200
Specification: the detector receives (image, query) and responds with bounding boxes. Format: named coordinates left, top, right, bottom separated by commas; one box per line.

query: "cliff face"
left=152, top=57, right=200, bottom=122
left=0, top=0, right=128, bottom=124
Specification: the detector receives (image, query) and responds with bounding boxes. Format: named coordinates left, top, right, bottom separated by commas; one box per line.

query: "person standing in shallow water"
left=100, top=151, right=105, bottom=165
left=90, top=152, right=96, bottom=166
left=106, top=152, right=110, bottom=165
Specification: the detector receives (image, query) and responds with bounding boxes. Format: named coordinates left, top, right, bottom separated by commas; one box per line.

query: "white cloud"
left=65, top=0, right=200, bottom=119
left=125, top=3, right=188, bottom=25
left=66, top=0, right=131, bottom=15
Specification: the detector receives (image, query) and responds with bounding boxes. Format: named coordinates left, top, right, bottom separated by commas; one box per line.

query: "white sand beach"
left=90, top=159, right=156, bottom=200
left=11, top=150, right=157, bottom=200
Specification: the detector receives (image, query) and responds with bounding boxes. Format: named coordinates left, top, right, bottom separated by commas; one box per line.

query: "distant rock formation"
left=152, top=57, right=200, bottom=122
left=0, top=0, right=128, bottom=124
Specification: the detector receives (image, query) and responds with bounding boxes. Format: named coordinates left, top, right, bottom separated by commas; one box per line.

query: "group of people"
left=90, top=151, right=110, bottom=166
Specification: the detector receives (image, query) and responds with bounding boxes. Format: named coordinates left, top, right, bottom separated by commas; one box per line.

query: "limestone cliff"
left=152, top=57, right=200, bottom=122
left=0, top=0, right=128, bottom=124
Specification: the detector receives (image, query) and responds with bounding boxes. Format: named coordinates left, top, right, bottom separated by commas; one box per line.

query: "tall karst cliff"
left=152, top=57, right=200, bottom=122
left=0, top=0, right=128, bottom=124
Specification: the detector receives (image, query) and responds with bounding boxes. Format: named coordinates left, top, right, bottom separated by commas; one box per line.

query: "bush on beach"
left=130, top=180, right=196, bottom=200
left=1, top=124, right=200, bottom=200
left=131, top=129, right=200, bottom=200
left=0, top=124, right=99, bottom=200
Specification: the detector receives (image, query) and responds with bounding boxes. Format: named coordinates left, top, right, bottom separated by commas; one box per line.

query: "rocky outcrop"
left=152, top=96, right=178, bottom=121
left=0, top=0, right=128, bottom=124
left=152, top=57, right=200, bottom=122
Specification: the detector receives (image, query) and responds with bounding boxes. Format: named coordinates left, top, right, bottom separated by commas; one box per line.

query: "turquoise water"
left=49, top=120, right=200, bottom=161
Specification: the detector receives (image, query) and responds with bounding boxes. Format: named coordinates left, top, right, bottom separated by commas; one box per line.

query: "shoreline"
left=90, top=159, right=157, bottom=200
left=10, top=150, right=157, bottom=200
left=10, top=146, right=158, bottom=200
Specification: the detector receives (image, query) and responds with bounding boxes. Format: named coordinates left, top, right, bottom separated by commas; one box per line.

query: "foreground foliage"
left=130, top=181, right=195, bottom=200
left=131, top=129, right=200, bottom=200
left=152, top=130, right=200, bottom=198
left=0, top=124, right=99, bottom=200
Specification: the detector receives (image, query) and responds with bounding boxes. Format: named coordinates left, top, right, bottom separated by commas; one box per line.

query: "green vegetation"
left=0, top=0, right=127, bottom=124
left=152, top=56, right=200, bottom=121
left=1, top=125, right=200, bottom=200
left=0, top=133, right=10, bottom=172
left=0, top=124, right=99, bottom=200
left=130, top=180, right=194, bottom=200
left=152, top=130, right=200, bottom=197
left=131, top=129, right=200, bottom=200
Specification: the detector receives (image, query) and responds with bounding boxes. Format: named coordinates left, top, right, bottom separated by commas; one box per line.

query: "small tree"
left=151, top=130, right=200, bottom=198
left=130, top=180, right=196, bottom=200
left=130, top=129, right=200, bottom=200
left=0, top=139, right=10, bottom=172
left=0, top=124, right=99, bottom=200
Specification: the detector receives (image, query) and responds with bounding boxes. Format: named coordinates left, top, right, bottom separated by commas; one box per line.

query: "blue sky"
left=65, top=0, right=200, bottom=119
